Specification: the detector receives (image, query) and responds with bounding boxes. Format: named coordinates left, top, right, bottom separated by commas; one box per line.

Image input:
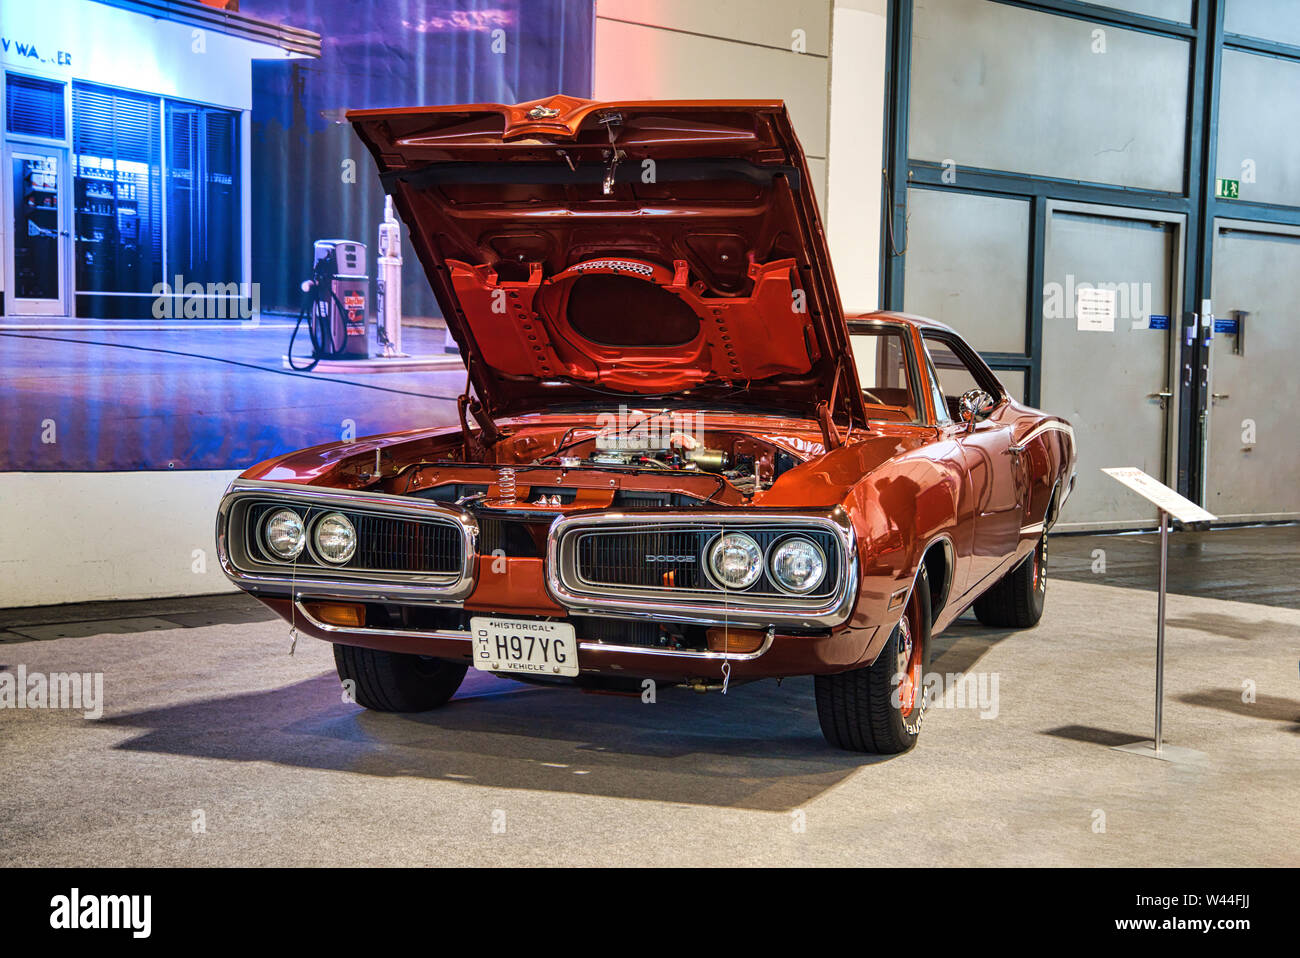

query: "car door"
left=921, top=332, right=1028, bottom=593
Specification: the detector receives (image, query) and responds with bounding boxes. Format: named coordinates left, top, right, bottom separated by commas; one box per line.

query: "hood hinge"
left=458, top=383, right=502, bottom=458
left=816, top=401, right=842, bottom=450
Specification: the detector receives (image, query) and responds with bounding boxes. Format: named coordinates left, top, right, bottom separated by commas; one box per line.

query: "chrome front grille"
left=245, top=501, right=462, bottom=575
left=577, top=528, right=708, bottom=591
left=217, top=479, right=477, bottom=601
left=573, top=525, right=840, bottom=598
left=352, top=512, right=463, bottom=574
left=547, top=510, right=858, bottom=629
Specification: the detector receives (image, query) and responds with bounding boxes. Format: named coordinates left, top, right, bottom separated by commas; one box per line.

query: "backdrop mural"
left=0, top=0, right=593, bottom=471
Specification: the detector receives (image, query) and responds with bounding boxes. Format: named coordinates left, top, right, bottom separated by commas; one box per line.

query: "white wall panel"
left=826, top=0, right=887, bottom=313
left=0, top=471, right=239, bottom=607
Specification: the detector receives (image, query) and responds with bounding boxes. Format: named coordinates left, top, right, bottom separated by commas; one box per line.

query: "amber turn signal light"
left=304, top=601, right=366, bottom=628
left=705, top=627, right=766, bottom=654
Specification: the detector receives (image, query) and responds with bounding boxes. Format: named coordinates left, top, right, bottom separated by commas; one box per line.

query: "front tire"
left=334, top=644, right=467, bottom=712
left=973, top=530, right=1048, bottom=628
left=815, top=565, right=932, bottom=754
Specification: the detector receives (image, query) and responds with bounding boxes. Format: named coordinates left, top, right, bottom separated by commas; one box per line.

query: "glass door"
left=166, top=102, right=239, bottom=286
left=7, top=144, right=68, bottom=316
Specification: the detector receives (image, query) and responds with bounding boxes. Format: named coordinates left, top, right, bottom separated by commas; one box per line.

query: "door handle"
left=1211, top=392, right=1230, bottom=401
left=1147, top=390, right=1172, bottom=410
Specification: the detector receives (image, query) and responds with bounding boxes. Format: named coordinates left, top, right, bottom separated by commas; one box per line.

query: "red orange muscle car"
left=216, top=97, right=1076, bottom=753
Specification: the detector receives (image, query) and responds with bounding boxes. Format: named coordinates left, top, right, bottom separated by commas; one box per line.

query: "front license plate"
left=469, top=616, right=579, bottom=677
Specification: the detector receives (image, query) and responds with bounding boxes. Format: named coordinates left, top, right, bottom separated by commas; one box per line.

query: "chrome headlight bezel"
left=263, top=508, right=306, bottom=561
left=703, top=531, right=764, bottom=591
left=768, top=535, right=828, bottom=595
left=313, top=511, right=357, bottom=565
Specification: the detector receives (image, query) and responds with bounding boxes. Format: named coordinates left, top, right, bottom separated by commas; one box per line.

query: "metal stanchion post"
left=1104, top=466, right=1212, bottom=764
left=1154, top=510, right=1168, bottom=755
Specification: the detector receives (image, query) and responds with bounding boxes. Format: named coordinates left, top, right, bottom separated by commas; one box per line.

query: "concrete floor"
left=2, top=567, right=1297, bottom=866
left=1052, top=524, right=1300, bottom=609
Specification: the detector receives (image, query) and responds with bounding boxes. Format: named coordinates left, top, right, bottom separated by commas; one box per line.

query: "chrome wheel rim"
left=895, top=611, right=921, bottom=715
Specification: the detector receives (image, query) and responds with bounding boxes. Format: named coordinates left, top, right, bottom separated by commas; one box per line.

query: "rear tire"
left=973, top=530, right=1048, bottom=628
left=815, top=565, right=932, bottom=754
left=334, top=644, right=467, bottom=712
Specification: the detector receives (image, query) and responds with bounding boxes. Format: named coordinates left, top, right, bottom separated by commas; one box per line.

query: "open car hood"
left=348, top=96, right=865, bottom=424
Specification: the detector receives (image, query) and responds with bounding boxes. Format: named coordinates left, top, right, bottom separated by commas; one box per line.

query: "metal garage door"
left=1041, top=203, right=1183, bottom=529
left=1206, top=220, right=1300, bottom=522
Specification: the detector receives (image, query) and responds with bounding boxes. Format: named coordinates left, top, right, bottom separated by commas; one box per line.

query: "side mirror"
left=959, top=388, right=995, bottom=431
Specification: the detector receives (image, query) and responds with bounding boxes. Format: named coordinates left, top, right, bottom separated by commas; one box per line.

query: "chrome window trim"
left=216, top=478, right=478, bottom=601
left=547, top=508, right=859, bottom=629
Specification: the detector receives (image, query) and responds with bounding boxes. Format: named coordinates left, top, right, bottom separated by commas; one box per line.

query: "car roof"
left=845, top=310, right=960, bottom=336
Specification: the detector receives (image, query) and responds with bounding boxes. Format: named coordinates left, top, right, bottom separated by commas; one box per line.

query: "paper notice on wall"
left=1101, top=467, right=1217, bottom=523
left=1076, top=287, right=1116, bottom=332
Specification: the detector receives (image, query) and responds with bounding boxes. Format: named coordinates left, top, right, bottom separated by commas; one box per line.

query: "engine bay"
left=372, top=421, right=814, bottom=508
left=524, top=428, right=801, bottom=497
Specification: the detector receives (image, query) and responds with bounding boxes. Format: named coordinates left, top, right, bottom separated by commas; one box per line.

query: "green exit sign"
left=1215, top=178, right=1240, bottom=199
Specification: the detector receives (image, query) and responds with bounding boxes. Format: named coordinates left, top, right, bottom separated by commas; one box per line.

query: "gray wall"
left=890, top=0, right=1300, bottom=527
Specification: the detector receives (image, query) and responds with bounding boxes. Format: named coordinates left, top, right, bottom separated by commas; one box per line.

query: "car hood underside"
left=348, top=95, right=867, bottom=424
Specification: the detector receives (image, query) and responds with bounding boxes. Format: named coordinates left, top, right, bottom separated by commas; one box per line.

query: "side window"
left=848, top=326, right=921, bottom=423
left=922, top=334, right=1001, bottom=423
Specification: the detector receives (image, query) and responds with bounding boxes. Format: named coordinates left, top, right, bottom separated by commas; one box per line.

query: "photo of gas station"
left=0, top=0, right=590, bottom=471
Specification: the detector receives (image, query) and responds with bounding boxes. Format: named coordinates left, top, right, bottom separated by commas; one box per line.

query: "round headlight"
left=263, top=508, right=305, bottom=560
left=706, top=532, right=763, bottom=590
left=770, top=536, right=827, bottom=594
left=313, top=512, right=356, bottom=565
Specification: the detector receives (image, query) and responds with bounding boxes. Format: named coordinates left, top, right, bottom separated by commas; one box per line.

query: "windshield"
left=849, top=326, right=921, bottom=423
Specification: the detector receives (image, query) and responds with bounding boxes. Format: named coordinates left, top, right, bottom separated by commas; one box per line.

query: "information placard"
left=1076, top=287, right=1116, bottom=332
left=1101, top=467, right=1217, bottom=523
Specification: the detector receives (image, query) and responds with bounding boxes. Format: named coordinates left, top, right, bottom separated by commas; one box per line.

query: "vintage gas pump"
left=316, top=239, right=370, bottom=359
left=375, top=197, right=404, bottom=357
left=288, top=240, right=370, bottom=371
